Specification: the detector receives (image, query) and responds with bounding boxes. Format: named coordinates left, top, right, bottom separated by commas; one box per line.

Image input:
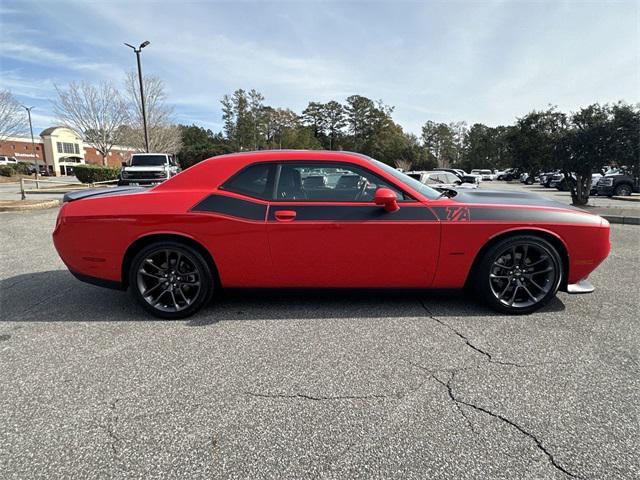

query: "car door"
left=266, top=161, right=440, bottom=288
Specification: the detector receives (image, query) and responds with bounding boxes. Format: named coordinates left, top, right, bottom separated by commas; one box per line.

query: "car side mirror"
left=121, top=161, right=127, bottom=167
left=374, top=187, right=400, bottom=212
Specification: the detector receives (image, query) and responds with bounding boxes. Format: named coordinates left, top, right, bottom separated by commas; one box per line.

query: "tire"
left=128, top=241, right=215, bottom=319
left=473, top=235, right=563, bottom=314
left=117, top=180, right=128, bottom=186
left=614, top=184, right=632, bottom=196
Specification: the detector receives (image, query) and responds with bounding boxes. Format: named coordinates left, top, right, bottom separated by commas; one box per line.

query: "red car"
left=53, top=150, right=610, bottom=319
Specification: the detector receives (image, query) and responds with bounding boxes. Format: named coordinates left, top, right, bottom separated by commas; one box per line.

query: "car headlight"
left=122, top=171, right=129, bottom=178
left=155, top=171, right=167, bottom=177
left=599, top=178, right=613, bottom=186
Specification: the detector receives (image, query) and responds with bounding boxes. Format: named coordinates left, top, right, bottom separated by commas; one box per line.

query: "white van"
left=0, top=156, right=18, bottom=166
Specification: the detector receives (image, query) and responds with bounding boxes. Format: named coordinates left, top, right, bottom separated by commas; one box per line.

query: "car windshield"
left=130, top=155, right=167, bottom=166
left=369, top=159, right=442, bottom=199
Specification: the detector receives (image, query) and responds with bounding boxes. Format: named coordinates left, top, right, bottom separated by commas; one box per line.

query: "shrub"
left=0, top=165, right=17, bottom=177
left=16, top=162, right=33, bottom=175
left=74, top=164, right=121, bottom=183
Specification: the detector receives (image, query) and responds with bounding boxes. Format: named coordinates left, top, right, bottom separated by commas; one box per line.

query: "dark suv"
left=596, top=172, right=639, bottom=197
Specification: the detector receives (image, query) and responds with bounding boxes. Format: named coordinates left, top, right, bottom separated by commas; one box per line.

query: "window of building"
left=62, top=142, right=76, bottom=154
left=57, top=142, right=63, bottom=153
left=74, top=144, right=79, bottom=154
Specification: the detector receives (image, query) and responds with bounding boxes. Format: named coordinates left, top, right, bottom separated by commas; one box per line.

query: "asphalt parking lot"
left=1, top=207, right=638, bottom=479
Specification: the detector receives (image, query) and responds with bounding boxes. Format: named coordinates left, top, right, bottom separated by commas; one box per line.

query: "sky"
left=1, top=0, right=638, bottom=135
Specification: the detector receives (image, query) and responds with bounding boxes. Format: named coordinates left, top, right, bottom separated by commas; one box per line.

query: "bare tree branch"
left=53, top=81, right=128, bottom=166
left=123, top=72, right=182, bottom=154
left=0, top=90, right=26, bottom=144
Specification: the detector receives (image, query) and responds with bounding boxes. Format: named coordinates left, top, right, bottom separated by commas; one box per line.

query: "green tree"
left=421, top=121, right=462, bottom=168
left=178, top=124, right=232, bottom=169
left=221, top=89, right=253, bottom=150
left=461, top=123, right=510, bottom=171
left=563, top=104, right=610, bottom=205
left=507, top=107, right=567, bottom=175
left=302, top=101, right=328, bottom=145
left=324, top=100, right=345, bottom=150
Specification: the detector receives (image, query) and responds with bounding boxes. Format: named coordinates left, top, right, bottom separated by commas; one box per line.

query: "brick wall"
left=0, top=139, right=47, bottom=163
left=84, top=147, right=136, bottom=167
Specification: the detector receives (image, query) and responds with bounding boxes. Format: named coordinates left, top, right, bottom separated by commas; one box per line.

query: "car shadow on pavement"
left=0, top=270, right=565, bottom=324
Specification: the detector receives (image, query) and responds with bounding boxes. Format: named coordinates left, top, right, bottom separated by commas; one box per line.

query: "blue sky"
left=1, top=0, right=638, bottom=135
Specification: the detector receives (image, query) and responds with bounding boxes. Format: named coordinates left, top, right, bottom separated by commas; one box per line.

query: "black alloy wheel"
left=475, top=235, right=562, bottom=314
left=129, top=241, right=214, bottom=319
left=614, top=184, right=632, bottom=196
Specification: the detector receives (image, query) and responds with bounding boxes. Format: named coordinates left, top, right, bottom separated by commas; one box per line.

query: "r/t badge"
left=445, top=206, right=470, bottom=222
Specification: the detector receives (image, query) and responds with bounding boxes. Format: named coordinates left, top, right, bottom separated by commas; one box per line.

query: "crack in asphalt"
left=406, top=361, right=478, bottom=434
left=411, top=364, right=577, bottom=479
left=441, top=371, right=576, bottom=478
left=419, top=299, right=546, bottom=368
left=101, top=399, right=121, bottom=456
left=244, top=391, right=401, bottom=401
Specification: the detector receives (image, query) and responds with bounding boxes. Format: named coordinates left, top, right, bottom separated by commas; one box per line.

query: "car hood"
left=450, top=188, right=582, bottom=211
left=124, top=165, right=167, bottom=171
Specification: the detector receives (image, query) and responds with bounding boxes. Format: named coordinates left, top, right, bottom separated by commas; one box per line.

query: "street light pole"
left=22, top=105, right=38, bottom=180
left=124, top=41, right=151, bottom=153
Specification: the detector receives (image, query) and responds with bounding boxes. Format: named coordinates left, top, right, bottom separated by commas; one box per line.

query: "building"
left=0, top=126, right=137, bottom=176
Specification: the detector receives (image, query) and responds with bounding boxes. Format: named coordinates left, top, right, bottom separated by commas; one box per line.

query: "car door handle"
left=275, top=210, right=297, bottom=222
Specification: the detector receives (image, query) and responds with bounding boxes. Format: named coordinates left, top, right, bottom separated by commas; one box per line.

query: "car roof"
left=131, top=153, right=170, bottom=156
left=205, top=150, right=372, bottom=163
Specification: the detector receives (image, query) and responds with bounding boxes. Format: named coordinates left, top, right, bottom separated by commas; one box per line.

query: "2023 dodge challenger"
left=53, top=150, right=610, bottom=319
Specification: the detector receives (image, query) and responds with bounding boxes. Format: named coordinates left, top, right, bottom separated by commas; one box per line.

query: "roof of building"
left=39, top=126, right=77, bottom=137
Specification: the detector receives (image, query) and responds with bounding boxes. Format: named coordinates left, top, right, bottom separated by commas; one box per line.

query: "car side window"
left=444, top=173, right=459, bottom=183
left=221, top=163, right=275, bottom=200
left=425, top=174, right=439, bottom=185
left=275, top=163, right=411, bottom=202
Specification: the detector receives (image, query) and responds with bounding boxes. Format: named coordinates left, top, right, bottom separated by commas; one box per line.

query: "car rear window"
left=221, top=163, right=275, bottom=200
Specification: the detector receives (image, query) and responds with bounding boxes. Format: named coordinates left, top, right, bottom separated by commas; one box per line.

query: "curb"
left=610, top=196, right=640, bottom=203
left=601, top=214, right=640, bottom=226
left=0, top=199, right=60, bottom=212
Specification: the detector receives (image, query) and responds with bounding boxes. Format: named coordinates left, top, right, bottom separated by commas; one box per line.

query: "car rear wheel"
left=474, top=235, right=563, bottom=314
left=129, top=241, right=214, bottom=319
left=614, top=184, right=632, bottom=196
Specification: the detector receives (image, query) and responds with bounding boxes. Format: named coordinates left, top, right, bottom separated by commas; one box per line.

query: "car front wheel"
left=129, top=241, right=214, bottom=319
left=474, top=235, right=563, bottom=314
left=614, top=184, right=632, bottom=196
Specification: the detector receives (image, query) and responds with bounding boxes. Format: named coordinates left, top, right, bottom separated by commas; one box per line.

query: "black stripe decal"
left=268, top=205, right=437, bottom=221
left=431, top=206, right=600, bottom=225
left=192, top=194, right=267, bottom=221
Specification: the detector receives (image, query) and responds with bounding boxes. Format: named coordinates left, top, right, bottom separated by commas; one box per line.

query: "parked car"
left=520, top=172, right=538, bottom=185
left=539, top=171, right=559, bottom=188
left=118, top=153, right=181, bottom=186
left=0, top=156, right=18, bottom=166
left=56, top=150, right=610, bottom=319
left=496, top=169, right=519, bottom=180
left=596, top=171, right=640, bottom=196
left=432, top=168, right=480, bottom=185
left=471, top=169, right=496, bottom=181
left=407, top=170, right=478, bottom=190
left=552, top=172, right=607, bottom=195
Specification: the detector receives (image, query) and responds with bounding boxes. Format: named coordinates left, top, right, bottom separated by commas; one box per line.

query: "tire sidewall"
left=615, top=184, right=631, bottom=196
left=475, top=235, right=563, bottom=315
left=129, top=241, right=214, bottom=319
